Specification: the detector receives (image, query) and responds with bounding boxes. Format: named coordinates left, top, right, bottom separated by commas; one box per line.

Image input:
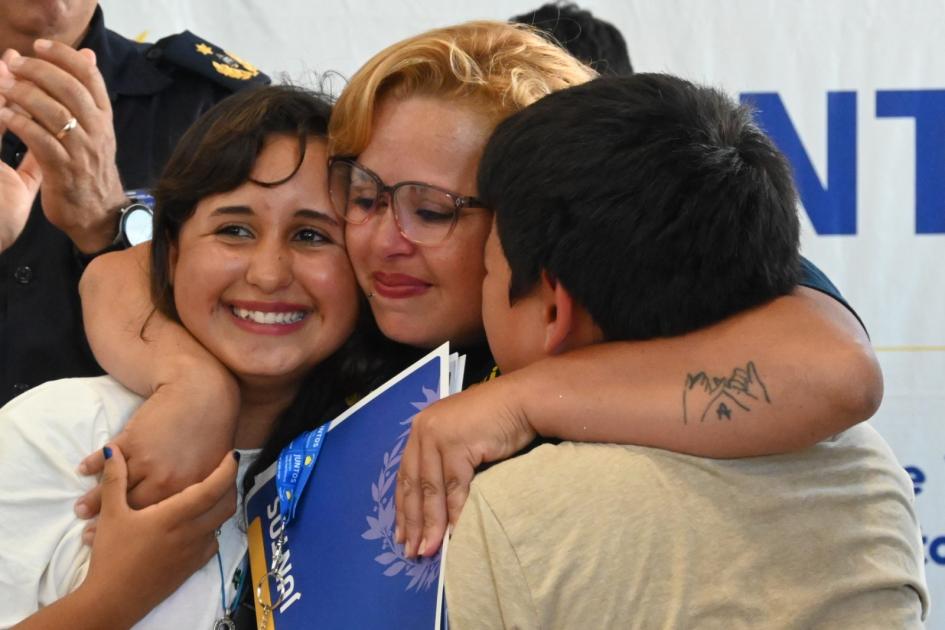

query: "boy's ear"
left=542, top=271, right=577, bottom=355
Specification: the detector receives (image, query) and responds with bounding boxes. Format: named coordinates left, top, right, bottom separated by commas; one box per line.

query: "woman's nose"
left=371, top=197, right=415, bottom=257
left=245, top=239, right=293, bottom=292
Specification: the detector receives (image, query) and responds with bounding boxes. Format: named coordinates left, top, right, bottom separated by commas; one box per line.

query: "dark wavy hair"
left=146, top=85, right=405, bottom=485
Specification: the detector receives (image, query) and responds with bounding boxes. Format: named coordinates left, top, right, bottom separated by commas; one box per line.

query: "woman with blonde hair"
left=77, top=17, right=879, bottom=600
left=326, top=21, right=596, bottom=360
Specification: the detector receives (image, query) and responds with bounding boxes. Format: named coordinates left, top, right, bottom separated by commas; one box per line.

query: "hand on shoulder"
left=395, top=375, right=536, bottom=559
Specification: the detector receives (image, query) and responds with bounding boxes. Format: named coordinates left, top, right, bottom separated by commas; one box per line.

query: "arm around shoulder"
left=78, top=242, right=239, bottom=510
left=80, top=243, right=235, bottom=397
left=515, top=286, right=882, bottom=457
left=393, top=285, right=883, bottom=558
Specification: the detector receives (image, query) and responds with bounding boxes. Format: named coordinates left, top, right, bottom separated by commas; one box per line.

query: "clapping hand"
left=0, top=39, right=125, bottom=253
left=0, top=118, right=41, bottom=252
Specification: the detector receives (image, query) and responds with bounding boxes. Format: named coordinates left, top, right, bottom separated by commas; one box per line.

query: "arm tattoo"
left=682, top=361, right=771, bottom=424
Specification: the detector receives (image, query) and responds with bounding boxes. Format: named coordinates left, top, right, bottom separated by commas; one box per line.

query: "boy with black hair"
left=445, top=74, right=927, bottom=629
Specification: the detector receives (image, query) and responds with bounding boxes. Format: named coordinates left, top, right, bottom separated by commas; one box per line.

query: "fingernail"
left=81, top=530, right=94, bottom=546
left=404, top=540, right=414, bottom=558
left=418, top=538, right=427, bottom=557
left=0, top=108, right=14, bottom=122
left=34, top=39, right=52, bottom=51
left=0, top=76, right=14, bottom=90
left=103, top=446, right=112, bottom=460
left=394, top=526, right=401, bottom=543
left=8, top=55, right=22, bottom=70
left=77, top=461, right=88, bottom=475
left=233, top=451, right=241, bottom=462
left=74, top=500, right=90, bottom=518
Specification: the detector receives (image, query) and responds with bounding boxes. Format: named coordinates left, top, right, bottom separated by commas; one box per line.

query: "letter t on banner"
left=877, top=89, right=945, bottom=235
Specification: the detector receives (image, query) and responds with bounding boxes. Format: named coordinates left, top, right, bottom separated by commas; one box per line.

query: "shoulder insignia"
left=151, top=30, right=270, bottom=91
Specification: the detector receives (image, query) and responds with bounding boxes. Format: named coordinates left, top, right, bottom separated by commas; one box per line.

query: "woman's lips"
left=372, top=272, right=432, bottom=299
left=227, top=300, right=310, bottom=335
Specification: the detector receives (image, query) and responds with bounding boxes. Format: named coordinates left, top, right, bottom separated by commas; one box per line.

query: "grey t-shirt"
left=446, top=424, right=928, bottom=629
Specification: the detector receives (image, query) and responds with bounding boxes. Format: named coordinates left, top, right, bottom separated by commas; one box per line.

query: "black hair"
left=511, top=2, right=632, bottom=76
left=478, top=73, right=801, bottom=341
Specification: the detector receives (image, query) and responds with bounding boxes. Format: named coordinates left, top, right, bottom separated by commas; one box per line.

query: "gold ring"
left=55, top=117, right=78, bottom=140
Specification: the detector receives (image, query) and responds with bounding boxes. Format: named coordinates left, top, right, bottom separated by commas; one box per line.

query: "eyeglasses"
left=328, top=157, right=488, bottom=246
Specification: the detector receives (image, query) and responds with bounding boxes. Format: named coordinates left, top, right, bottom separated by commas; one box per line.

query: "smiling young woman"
left=0, top=85, right=373, bottom=629
left=168, top=138, right=355, bottom=399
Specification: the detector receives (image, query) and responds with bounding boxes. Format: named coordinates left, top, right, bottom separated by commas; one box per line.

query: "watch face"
left=122, top=204, right=154, bottom=246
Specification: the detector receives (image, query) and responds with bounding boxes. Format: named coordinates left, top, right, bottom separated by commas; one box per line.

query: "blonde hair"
left=329, top=20, right=596, bottom=156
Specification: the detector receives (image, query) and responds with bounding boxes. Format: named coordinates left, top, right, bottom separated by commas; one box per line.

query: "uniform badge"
left=152, top=30, right=270, bottom=92
left=194, top=41, right=262, bottom=82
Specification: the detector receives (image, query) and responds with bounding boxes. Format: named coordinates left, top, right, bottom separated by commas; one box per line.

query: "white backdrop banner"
left=100, top=0, right=944, bottom=624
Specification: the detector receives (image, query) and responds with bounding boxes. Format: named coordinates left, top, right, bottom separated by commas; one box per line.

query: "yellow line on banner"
left=875, top=346, right=945, bottom=353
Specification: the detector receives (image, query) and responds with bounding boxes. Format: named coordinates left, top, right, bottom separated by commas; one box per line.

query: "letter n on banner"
left=741, top=92, right=857, bottom=235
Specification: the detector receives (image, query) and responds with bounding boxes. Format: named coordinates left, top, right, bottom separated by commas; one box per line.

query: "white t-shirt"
left=0, top=376, right=257, bottom=629
left=447, top=425, right=929, bottom=629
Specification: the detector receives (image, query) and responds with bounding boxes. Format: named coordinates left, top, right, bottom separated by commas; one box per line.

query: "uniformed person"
left=0, top=2, right=268, bottom=405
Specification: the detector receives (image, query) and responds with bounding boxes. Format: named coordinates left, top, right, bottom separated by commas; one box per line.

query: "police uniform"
left=0, top=6, right=268, bottom=405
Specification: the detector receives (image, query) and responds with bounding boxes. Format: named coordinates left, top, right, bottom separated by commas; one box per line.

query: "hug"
left=0, top=18, right=925, bottom=630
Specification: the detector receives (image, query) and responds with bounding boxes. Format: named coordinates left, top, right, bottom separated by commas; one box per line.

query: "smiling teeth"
left=232, top=307, right=306, bottom=325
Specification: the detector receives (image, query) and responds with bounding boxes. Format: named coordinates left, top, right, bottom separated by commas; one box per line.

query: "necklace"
left=256, top=526, right=290, bottom=630
left=213, top=549, right=248, bottom=630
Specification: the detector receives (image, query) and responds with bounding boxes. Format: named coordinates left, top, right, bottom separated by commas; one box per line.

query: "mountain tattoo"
left=683, top=361, right=771, bottom=424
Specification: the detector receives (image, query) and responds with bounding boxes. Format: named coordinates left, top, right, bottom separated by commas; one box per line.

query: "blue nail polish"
left=233, top=451, right=241, bottom=462
left=103, top=446, right=112, bottom=460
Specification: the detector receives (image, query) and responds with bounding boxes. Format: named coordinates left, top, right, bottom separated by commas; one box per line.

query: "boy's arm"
left=396, top=287, right=881, bottom=557
left=76, top=245, right=239, bottom=513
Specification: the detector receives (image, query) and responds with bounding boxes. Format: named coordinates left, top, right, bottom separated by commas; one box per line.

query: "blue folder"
left=246, top=345, right=450, bottom=629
